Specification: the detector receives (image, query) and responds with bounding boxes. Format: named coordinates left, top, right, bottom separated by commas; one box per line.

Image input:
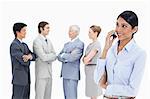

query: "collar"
left=117, top=39, right=136, bottom=52
left=40, top=34, right=47, bottom=41
left=112, top=39, right=136, bottom=56
left=16, top=38, right=23, bottom=43
left=70, top=36, right=78, bottom=42
left=123, top=39, right=136, bottom=52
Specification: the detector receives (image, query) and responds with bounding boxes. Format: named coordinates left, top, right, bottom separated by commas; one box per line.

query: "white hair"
left=69, top=25, right=80, bottom=34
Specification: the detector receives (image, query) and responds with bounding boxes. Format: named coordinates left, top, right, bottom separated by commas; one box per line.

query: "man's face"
left=16, top=26, right=27, bottom=39
left=41, top=24, right=50, bottom=36
left=68, top=28, right=78, bottom=40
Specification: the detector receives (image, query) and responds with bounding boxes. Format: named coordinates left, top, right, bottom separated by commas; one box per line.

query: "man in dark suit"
left=10, top=22, right=36, bottom=99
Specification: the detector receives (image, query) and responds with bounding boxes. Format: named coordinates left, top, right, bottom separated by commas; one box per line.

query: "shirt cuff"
left=94, top=58, right=106, bottom=84
left=60, top=53, right=65, bottom=58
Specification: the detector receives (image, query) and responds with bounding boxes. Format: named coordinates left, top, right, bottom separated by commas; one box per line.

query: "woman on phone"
left=94, top=10, right=146, bottom=99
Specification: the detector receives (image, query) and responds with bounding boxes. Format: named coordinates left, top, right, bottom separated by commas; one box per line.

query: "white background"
left=0, top=0, right=150, bottom=99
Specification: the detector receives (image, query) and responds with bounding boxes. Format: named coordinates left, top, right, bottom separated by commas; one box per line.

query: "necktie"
left=45, top=39, right=48, bottom=44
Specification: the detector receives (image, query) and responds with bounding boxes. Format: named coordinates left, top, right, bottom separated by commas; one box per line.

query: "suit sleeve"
left=57, top=49, right=66, bottom=63
left=48, top=42, right=57, bottom=62
left=33, top=40, right=57, bottom=62
left=61, top=43, right=84, bottom=62
left=24, top=43, right=36, bottom=61
left=10, top=43, right=30, bottom=66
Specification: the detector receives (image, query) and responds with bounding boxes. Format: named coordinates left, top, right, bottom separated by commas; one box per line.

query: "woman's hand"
left=104, top=30, right=116, bottom=50
left=100, top=30, right=117, bottom=59
left=99, top=72, right=107, bottom=89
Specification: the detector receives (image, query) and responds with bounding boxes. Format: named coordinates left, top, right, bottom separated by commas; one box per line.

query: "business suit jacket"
left=58, top=38, right=84, bottom=80
left=33, top=35, right=57, bottom=78
left=10, top=38, right=36, bottom=86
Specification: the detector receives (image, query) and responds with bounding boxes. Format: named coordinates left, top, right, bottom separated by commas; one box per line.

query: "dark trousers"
left=12, top=84, right=30, bottom=99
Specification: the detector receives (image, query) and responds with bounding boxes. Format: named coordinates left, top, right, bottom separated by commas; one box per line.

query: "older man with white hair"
left=58, top=25, right=84, bottom=99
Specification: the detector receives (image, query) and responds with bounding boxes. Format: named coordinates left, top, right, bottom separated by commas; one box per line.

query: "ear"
left=16, top=31, right=19, bottom=33
left=95, top=31, right=98, bottom=34
left=132, top=26, right=138, bottom=34
left=40, top=27, right=43, bottom=32
left=94, top=31, right=98, bottom=36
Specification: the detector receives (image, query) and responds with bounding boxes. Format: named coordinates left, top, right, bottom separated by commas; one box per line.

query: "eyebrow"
left=116, top=21, right=129, bottom=26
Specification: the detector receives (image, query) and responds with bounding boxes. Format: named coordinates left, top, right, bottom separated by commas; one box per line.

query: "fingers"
left=22, top=55, right=29, bottom=62
left=28, top=54, right=33, bottom=60
left=104, top=30, right=117, bottom=50
left=107, top=30, right=116, bottom=40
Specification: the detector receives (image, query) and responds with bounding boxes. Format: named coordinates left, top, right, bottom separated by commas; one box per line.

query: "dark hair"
left=117, top=10, right=138, bottom=28
left=13, top=22, right=27, bottom=37
left=90, top=25, right=101, bottom=37
left=38, top=21, right=49, bottom=33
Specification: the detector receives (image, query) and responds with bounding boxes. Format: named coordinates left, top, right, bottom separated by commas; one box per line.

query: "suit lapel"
left=64, top=39, right=79, bottom=52
left=39, top=35, right=47, bottom=45
left=38, top=35, right=51, bottom=53
left=14, top=39, right=25, bottom=53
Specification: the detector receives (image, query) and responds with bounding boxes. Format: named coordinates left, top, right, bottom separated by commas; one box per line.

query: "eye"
left=122, top=25, right=127, bottom=28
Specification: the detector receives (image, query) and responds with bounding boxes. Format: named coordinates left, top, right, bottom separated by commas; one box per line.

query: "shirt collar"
left=70, top=36, right=78, bottom=42
left=123, top=39, right=136, bottom=52
left=117, top=39, right=136, bottom=52
left=17, top=38, right=23, bottom=43
left=40, top=34, right=47, bottom=40
left=112, top=39, right=136, bottom=56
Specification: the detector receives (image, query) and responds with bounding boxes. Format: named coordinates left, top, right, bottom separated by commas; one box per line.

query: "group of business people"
left=10, top=10, right=146, bottom=99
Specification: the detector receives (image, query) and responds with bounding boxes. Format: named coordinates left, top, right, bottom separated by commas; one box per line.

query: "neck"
left=92, top=38, right=97, bottom=42
left=41, top=33, right=46, bottom=37
left=17, top=37, right=22, bottom=40
left=119, top=38, right=132, bottom=47
left=71, top=36, right=77, bottom=40
left=117, top=38, right=132, bottom=53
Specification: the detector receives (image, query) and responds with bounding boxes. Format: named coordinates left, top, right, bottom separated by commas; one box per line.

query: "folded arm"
left=33, top=41, right=57, bottom=62
left=61, top=47, right=84, bottom=62
left=10, top=43, right=30, bottom=66
left=83, top=49, right=98, bottom=65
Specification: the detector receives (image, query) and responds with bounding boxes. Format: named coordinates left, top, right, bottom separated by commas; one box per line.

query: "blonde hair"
left=90, top=25, right=101, bottom=37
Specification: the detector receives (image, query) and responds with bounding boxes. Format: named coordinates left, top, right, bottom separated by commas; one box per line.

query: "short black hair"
left=117, top=10, right=138, bottom=28
left=38, top=21, right=49, bottom=33
left=13, top=22, right=27, bottom=37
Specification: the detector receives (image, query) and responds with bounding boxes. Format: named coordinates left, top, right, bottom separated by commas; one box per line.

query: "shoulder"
left=33, top=36, right=42, bottom=44
left=76, top=39, right=84, bottom=45
left=64, top=42, right=70, bottom=46
left=94, top=41, right=101, bottom=47
left=76, top=39, right=84, bottom=46
left=134, top=44, right=146, bottom=57
left=74, top=39, right=84, bottom=50
left=10, top=39, right=19, bottom=47
left=33, top=35, right=40, bottom=41
left=96, top=40, right=101, bottom=45
left=47, top=38, right=53, bottom=44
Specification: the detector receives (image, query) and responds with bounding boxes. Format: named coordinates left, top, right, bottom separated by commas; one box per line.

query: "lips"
left=117, top=32, right=122, bottom=36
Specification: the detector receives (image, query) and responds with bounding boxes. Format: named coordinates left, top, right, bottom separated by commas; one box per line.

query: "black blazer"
left=10, top=39, right=36, bottom=85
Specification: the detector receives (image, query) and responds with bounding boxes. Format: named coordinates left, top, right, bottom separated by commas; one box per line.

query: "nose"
left=115, top=26, right=121, bottom=33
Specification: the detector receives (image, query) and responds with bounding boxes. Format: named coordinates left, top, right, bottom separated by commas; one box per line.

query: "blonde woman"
left=83, top=25, right=102, bottom=99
